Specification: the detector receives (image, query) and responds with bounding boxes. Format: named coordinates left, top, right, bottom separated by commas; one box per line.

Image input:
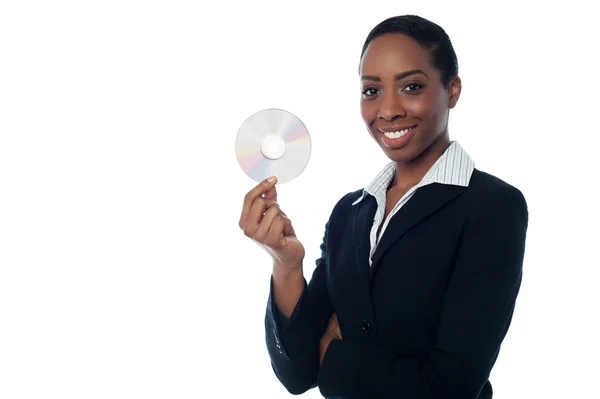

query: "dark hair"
left=360, top=15, right=458, bottom=87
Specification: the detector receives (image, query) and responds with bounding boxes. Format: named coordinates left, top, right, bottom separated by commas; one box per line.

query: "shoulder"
left=469, top=169, right=526, bottom=199
left=320, top=188, right=364, bottom=225
left=332, top=188, right=364, bottom=211
left=466, top=168, right=528, bottom=221
left=469, top=168, right=519, bottom=191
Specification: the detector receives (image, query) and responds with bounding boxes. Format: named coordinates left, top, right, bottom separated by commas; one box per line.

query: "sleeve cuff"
left=270, top=274, right=308, bottom=332
left=266, top=274, right=310, bottom=360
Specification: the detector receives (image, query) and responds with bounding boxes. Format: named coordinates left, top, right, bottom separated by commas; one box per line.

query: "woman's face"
left=359, top=33, right=461, bottom=163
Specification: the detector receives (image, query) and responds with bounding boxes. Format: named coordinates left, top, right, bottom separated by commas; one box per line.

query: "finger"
left=283, top=223, right=295, bottom=237
left=264, top=213, right=291, bottom=247
left=327, top=313, right=338, bottom=331
left=239, top=176, right=277, bottom=227
left=277, top=211, right=293, bottom=236
left=243, top=197, right=277, bottom=236
left=253, top=202, right=282, bottom=244
left=262, top=184, right=278, bottom=202
left=331, top=314, right=342, bottom=338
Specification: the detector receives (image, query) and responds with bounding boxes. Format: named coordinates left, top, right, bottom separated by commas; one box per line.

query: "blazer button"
left=361, top=320, right=371, bottom=334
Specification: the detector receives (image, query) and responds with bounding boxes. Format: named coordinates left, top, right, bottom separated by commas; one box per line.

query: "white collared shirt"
left=352, top=141, right=475, bottom=266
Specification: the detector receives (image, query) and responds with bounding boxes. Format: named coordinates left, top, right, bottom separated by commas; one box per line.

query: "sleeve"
left=264, top=222, right=335, bottom=395
left=317, top=185, right=529, bottom=399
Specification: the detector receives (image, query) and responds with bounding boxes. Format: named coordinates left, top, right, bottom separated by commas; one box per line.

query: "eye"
left=361, top=87, right=379, bottom=97
left=403, top=83, right=423, bottom=92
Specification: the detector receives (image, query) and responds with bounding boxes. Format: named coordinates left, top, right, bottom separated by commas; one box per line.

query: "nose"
left=377, top=92, right=406, bottom=121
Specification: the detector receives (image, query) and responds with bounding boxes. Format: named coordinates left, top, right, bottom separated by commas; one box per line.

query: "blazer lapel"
left=352, top=194, right=377, bottom=273
left=369, top=183, right=466, bottom=277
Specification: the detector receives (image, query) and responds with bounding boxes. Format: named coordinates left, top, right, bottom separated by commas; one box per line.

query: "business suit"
left=264, top=166, right=529, bottom=398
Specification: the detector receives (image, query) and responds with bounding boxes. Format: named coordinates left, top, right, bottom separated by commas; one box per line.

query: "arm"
left=265, top=222, right=334, bottom=395
left=318, top=185, right=529, bottom=399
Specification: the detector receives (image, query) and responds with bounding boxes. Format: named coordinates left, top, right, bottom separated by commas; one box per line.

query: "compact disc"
left=235, top=108, right=311, bottom=185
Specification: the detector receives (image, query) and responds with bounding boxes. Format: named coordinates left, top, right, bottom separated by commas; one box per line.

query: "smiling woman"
left=239, top=14, right=529, bottom=399
left=359, top=17, right=462, bottom=195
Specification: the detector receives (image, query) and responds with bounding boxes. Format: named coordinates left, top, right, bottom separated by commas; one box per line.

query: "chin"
left=381, top=147, right=419, bottom=163
left=376, top=136, right=422, bottom=162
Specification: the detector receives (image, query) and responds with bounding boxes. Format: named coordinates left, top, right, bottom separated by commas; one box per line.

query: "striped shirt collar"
left=352, top=141, right=475, bottom=206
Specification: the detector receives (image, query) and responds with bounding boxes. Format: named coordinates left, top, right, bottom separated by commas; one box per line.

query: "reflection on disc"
left=235, top=108, right=311, bottom=185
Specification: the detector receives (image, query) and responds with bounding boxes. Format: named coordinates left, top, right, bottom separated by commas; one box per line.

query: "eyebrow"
left=361, top=69, right=428, bottom=82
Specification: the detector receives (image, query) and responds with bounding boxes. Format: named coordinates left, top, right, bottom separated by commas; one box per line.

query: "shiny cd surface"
left=235, top=108, right=311, bottom=185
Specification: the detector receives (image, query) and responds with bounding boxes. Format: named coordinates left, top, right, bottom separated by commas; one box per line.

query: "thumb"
left=263, top=184, right=278, bottom=201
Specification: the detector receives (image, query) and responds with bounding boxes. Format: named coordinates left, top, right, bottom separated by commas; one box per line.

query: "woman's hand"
left=239, top=176, right=305, bottom=268
left=319, top=313, right=342, bottom=366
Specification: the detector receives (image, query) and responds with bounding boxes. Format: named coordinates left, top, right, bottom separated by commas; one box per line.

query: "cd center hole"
left=269, top=143, right=280, bottom=153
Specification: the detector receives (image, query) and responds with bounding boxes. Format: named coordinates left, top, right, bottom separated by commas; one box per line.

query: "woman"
left=239, top=15, right=528, bottom=399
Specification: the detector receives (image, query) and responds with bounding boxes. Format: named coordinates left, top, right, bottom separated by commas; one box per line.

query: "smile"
left=376, top=125, right=418, bottom=149
left=379, top=126, right=416, bottom=139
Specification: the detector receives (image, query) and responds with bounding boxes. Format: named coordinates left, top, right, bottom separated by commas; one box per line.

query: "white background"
left=1, top=1, right=598, bottom=398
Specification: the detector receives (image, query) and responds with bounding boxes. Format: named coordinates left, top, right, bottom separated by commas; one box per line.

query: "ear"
left=447, top=76, right=462, bottom=109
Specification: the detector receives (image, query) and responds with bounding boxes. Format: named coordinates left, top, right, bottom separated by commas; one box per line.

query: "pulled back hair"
left=360, top=15, right=459, bottom=88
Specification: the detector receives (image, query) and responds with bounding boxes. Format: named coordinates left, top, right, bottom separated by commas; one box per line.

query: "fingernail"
left=267, top=176, right=276, bottom=183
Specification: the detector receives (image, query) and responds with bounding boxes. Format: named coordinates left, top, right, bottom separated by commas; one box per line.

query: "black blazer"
left=265, top=168, right=529, bottom=399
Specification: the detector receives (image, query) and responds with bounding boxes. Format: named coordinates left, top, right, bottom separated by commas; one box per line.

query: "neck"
left=390, top=131, right=451, bottom=190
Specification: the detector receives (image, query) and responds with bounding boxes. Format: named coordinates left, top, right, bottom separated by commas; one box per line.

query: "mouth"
left=378, top=125, right=417, bottom=139
left=376, top=125, right=418, bottom=149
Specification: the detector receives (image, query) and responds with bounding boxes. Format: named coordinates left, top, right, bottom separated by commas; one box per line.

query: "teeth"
left=383, top=127, right=412, bottom=139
